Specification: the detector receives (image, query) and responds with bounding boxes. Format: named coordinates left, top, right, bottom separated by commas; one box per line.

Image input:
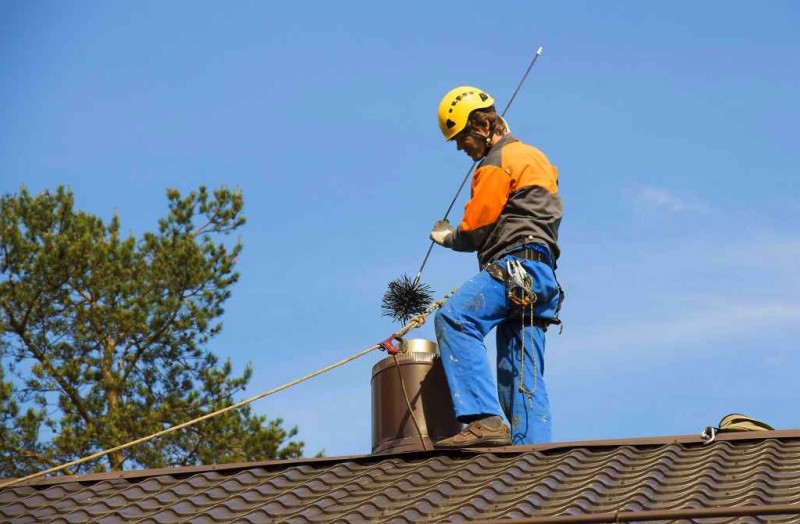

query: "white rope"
left=0, top=293, right=454, bottom=490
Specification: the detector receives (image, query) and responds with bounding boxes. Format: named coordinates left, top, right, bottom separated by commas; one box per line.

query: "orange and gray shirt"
left=451, top=133, right=562, bottom=267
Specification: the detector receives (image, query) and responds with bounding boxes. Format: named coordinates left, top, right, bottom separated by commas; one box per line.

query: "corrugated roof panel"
left=2, top=433, right=800, bottom=522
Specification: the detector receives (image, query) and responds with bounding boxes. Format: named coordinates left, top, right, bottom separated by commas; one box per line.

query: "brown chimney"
left=370, top=338, right=462, bottom=454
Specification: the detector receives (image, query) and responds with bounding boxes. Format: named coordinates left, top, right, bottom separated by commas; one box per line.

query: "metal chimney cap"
left=398, top=338, right=437, bottom=355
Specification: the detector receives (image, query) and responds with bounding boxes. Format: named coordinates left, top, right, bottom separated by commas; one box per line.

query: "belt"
left=505, top=247, right=552, bottom=267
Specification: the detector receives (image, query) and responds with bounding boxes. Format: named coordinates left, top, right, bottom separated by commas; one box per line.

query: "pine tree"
left=0, top=185, right=303, bottom=477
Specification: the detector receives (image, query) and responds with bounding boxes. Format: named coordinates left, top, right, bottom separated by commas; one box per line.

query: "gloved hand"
left=430, top=219, right=455, bottom=248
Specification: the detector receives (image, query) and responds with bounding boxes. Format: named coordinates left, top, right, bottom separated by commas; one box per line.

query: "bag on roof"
left=717, top=413, right=774, bottom=432
left=701, top=413, right=774, bottom=443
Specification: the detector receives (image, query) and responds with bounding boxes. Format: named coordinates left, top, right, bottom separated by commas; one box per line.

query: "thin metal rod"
left=414, top=46, right=544, bottom=284
left=501, top=46, right=543, bottom=118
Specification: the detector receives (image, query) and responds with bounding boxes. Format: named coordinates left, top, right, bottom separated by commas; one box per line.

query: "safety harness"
left=485, top=248, right=564, bottom=405
left=485, top=248, right=563, bottom=329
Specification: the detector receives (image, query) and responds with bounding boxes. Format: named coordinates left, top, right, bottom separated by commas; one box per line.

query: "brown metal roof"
left=2, top=430, right=800, bottom=523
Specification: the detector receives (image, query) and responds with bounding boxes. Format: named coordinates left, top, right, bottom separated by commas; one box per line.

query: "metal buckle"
left=506, top=259, right=536, bottom=306
left=701, top=426, right=718, bottom=444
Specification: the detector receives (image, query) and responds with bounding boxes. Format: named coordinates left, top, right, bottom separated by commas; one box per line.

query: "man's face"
left=453, top=123, right=489, bottom=161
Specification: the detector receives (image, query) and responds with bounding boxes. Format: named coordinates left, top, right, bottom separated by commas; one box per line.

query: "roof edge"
left=5, top=428, right=799, bottom=488
left=474, top=428, right=800, bottom=455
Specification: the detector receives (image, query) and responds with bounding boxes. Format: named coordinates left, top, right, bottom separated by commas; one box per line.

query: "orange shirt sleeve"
left=459, top=165, right=511, bottom=232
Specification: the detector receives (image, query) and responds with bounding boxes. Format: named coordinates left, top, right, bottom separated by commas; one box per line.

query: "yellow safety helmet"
left=437, top=86, right=495, bottom=140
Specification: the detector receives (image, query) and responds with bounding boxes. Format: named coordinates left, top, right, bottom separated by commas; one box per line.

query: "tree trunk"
left=104, top=338, right=123, bottom=471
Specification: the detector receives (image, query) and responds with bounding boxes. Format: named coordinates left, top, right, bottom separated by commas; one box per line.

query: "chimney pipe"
left=370, top=338, right=462, bottom=454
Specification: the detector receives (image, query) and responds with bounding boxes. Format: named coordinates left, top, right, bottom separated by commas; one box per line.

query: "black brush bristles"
left=381, top=274, right=434, bottom=324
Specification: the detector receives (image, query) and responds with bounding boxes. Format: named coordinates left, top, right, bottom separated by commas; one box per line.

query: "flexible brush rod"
left=413, top=46, right=545, bottom=283
left=501, top=46, right=542, bottom=118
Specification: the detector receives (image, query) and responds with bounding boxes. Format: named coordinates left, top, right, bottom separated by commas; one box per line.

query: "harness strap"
left=485, top=262, right=560, bottom=330
left=505, top=247, right=553, bottom=267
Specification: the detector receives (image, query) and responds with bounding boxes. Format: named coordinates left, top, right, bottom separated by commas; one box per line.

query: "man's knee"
left=435, top=306, right=461, bottom=332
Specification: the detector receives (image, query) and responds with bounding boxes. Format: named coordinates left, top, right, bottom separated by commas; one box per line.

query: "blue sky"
left=2, top=1, right=798, bottom=458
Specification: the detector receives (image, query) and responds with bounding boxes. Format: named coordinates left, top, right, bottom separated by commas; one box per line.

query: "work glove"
left=430, top=219, right=455, bottom=248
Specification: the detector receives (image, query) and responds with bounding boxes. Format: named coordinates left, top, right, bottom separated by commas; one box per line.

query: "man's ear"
left=474, top=119, right=491, bottom=137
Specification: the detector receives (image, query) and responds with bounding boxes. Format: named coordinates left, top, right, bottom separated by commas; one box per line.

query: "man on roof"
left=430, top=86, right=564, bottom=448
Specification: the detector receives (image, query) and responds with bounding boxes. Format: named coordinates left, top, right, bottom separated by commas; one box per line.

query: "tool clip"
left=506, top=259, right=536, bottom=307
left=379, top=335, right=403, bottom=355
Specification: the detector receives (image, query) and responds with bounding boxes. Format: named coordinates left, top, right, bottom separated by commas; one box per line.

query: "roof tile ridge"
left=116, top=466, right=285, bottom=522
left=79, top=459, right=345, bottom=523
left=481, top=429, right=800, bottom=455
left=719, top=439, right=800, bottom=470
left=42, top=473, right=190, bottom=523
left=231, top=453, right=455, bottom=522
left=330, top=453, right=512, bottom=523
left=424, top=452, right=562, bottom=518
left=59, top=465, right=260, bottom=522
left=0, top=451, right=388, bottom=489
left=21, top=477, right=130, bottom=519
left=11, top=429, right=799, bottom=489
left=0, top=479, right=118, bottom=522
left=438, top=452, right=575, bottom=521
left=323, top=455, right=500, bottom=522
left=184, top=459, right=385, bottom=522
left=483, top=440, right=799, bottom=522
left=431, top=454, right=569, bottom=522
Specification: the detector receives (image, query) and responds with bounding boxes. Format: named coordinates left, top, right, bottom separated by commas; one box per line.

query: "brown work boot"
left=434, top=417, right=511, bottom=448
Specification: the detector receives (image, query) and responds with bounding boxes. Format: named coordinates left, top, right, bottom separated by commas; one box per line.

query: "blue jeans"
left=434, top=244, right=560, bottom=444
